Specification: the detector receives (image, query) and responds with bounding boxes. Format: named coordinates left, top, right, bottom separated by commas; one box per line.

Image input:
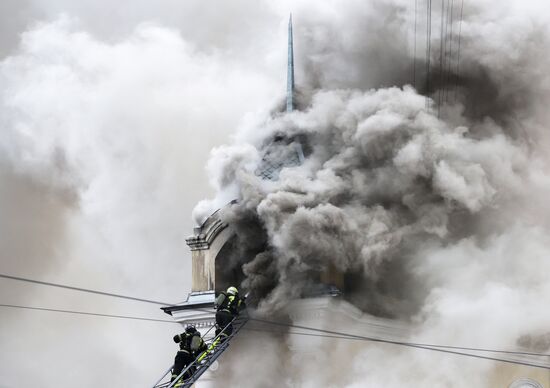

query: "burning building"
left=157, top=11, right=550, bottom=388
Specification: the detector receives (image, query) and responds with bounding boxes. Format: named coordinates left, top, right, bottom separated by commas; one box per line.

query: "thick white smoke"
left=195, top=0, right=550, bottom=387
left=2, top=0, right=550, bottom=387
left=0, top=10, right=280, bottom=387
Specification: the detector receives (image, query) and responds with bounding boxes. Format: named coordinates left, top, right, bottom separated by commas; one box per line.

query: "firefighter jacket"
left=173, top=332, right=207, bottom=357
left=216, top=292, right=246, bottom=315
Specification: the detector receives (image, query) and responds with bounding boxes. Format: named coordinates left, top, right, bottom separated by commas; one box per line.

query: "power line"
left=442, top=0, right=451, bottom=103
left=0, top=303, right=178, bottom=324
left=413, top=0, right=418, bottom=89
left=438, top=0, right=445, bottom=117
left=446, top=0, right=455, bottom=102
left=5, top=298, right=550, bottom=365
left=248, top=317, right=550, bottom=371
left=455, top=0, right=465, bottom=101
left=12, top=268, right=545, bottom=376
left=0, top=273, right=174, bottom=306
left=426, top=0, right=432, bottom=110
left=6, top=273, right=549, bottom=365
left=244, top=325, right=550, bottom=358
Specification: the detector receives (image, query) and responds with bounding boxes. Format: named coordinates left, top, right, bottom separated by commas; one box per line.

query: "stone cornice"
left=186, top=209, right=229, bottom=251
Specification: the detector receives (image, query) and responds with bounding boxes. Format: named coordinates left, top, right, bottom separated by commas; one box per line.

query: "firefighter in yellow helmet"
left=215, top=286, right=246, bottom=341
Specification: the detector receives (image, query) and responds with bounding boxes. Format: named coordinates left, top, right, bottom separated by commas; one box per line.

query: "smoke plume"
left=195, top=0, right=550, bottom=386
left=1, top=0, right=550, bottom=386
left=0, top=4, right=280, bottom=386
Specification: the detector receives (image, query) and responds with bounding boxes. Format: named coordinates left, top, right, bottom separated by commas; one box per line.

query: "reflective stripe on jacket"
left=219, top=294, right=243, bottom=314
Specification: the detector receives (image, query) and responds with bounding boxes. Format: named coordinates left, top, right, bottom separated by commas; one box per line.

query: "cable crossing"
left=413, top=0, right=418, bottom=89
left=421, top=0, right=465, bottom=110
left=3, top=300, right=550, bottom=361
left=425, top=0, right=432, bottom=110
left=242, top=326, right=550, bottom=359
left=455, top=0, right=465, bottom=100
left=3, top=272, right=550, bottom=373
left=438, top=0, right=445, bottom=117
left=248, top=317, right=550, bottom=371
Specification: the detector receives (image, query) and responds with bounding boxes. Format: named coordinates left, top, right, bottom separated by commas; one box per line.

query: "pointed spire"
left=286, top=14, right=295, bottom=113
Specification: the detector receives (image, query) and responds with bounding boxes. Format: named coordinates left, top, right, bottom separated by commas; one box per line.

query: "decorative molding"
left=186, top=210, right=229, bottom=251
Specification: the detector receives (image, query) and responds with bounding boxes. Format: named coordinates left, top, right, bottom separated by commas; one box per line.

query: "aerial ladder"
left=151, top=314, right=248, bottom=388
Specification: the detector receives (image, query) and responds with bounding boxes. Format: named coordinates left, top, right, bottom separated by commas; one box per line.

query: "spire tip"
left=286, top=13, right=295, bottom=112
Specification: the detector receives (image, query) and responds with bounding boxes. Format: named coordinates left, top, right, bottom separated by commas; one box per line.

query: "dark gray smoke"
left=196, top=2, right=550, bottom=385
left=1, top=0, right=549, bottom=386
left=207, top=84, right=527, bottom=316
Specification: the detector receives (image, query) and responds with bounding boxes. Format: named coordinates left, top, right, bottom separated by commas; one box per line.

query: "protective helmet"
left=185, top=325, right=197, bottom=334
left=226, top=286, right=238, bottom=295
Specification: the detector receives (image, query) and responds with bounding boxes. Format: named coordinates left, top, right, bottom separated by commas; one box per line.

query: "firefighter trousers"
left=172, top=350, right=194, bottom=381
left=215, top=310, right=235, bottom=338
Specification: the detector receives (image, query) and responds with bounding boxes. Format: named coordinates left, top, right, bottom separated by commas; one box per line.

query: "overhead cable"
left=0, top=303, right=178, bottom=324
left=3, top=300, right=549, bottom=365
left=243, top=325, right=550, bottom=358
left=5, top=273, right=549, bottom=364
left=248, top=317, right=550, bottom=371
left=455, top=0, right=465, bottom=100
left=0, top=273, right=174, bottom=306
left=438, top=0, right=445, bottom=117
left=445, top=0, right=455, bottom=102
left=413, top=0, right=418, bottom=89
left=426, top=0, right=432, bottom=109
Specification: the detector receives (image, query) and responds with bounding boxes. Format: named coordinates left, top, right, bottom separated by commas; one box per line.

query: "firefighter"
left=215, top=286, right=246, bottom=341
left=171, top=326, right=207, bottom=385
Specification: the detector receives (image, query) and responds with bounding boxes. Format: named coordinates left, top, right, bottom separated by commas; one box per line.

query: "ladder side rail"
left=153, top=331, right=216, bottom=388
left=196, top=313, right=248, bottom=363
left=152, top=311, right=217, bottom=388
left=180, top=344, right=230, bottom=388
left=181, top=317, right=249, bottom=388
left=151, top=365, right=174, bottom=388
left=196, top=321, right=218, bottom=342
left=199, top=317, right=217, bottom=337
